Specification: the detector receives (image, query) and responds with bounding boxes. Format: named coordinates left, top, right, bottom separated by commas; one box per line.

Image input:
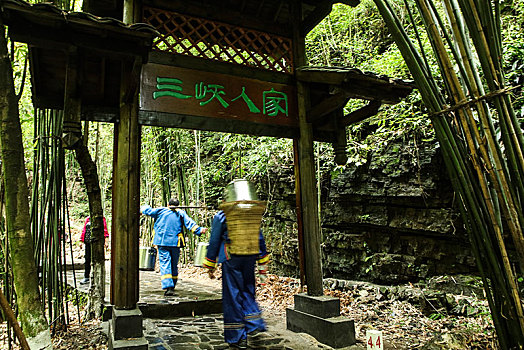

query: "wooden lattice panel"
left=143, top=6, right=293, bottom=73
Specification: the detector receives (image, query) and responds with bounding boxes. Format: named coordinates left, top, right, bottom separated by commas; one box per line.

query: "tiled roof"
left=0, top=0, right=158, bottom=35
left=297, top=66, right=414, bottom=88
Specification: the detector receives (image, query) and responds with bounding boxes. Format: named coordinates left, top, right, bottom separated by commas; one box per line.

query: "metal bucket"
left=194, top=242, right=209, bottom=267
left=139, top=246, right=157, bottom=270
left=223, top=179, right=259, bottom=203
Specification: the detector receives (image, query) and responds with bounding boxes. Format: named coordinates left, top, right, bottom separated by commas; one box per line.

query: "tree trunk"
left=0, top=22, right=52, bottom=349
left=73, top=140, right=106, bottom=319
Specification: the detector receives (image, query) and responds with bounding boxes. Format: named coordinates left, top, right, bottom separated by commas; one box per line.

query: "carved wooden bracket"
left=62, top=50, right=82, bottom=149
left=342, top=100, right=382, bottom=126
left=307, top=91, right=352, bottom=124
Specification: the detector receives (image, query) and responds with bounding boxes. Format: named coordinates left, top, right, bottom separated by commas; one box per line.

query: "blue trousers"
left=158, top=246, right=180, bottom=289
left=222, top=255, right=266, bottom=344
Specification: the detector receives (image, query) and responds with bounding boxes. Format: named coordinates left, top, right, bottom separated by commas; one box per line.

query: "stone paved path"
left=143, top=312, right=364, bottom=350
left=68, top=262, right=363, bottom=349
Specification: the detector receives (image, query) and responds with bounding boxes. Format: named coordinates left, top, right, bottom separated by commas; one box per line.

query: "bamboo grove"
left=31, top=108, right=81, bottom=329
left=140, top=127, right=211, bottom=261
left=1, top=0, right=85, bottom=346
left=372, top=0, right=524, bottom=347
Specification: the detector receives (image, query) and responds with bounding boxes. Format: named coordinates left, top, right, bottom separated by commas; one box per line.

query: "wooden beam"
left=301, top=1, right=333, bottom=35
left=122, top=58, right=142, bottom=104
left=82, top=106, right=120, bottom=123
left=342, top=100, right=382, bottom=126
left=337, top=84, right=411, bottom=104
left=139, top=110, right=299, bottom=139
left=256, top=0, right=266, bottom=17
left=296, top=69, right=346, bottom=85
left=273, top=1, right=285, bottom=22
left=29, top=48, right=46, bottom=108
left=83, top=0, right=122, bottom=18
left=143, top=0, right=292, bottom=37
left=147, top=51, right=294, bottom=85
left=307, top=91, right=351, bottom=123
left=80, top=107, right=346, bottom=141
left=8, top=22, right=151, bottom=61
left=296, top=68, right=414, bottom=104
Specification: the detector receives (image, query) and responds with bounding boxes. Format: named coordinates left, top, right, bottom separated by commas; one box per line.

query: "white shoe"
left=80, top=278, right=89, bottom=285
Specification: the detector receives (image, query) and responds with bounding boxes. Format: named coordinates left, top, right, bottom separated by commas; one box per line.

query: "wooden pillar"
left=293, top=140, right=306, bottom=288
left=291, top=1, right=324, bottom=296
left=111, top=0, right=142, bottom=308
left=111, top=58, right=141, bottom=309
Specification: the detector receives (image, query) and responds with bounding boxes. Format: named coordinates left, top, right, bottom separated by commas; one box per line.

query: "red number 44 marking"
left=368, top=336, right=381, bottom=348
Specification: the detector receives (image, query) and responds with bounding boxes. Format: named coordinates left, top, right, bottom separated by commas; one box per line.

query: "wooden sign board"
left=140, top=63, right=298, bottom=132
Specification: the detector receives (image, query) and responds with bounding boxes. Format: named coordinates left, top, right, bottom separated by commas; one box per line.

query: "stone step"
left=286, top=307, right=356, bottom=349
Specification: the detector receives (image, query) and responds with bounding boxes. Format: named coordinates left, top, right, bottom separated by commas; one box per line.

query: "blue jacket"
left=141, top=205, right=203, bottom=247
left=203, top=210, right=269, bottom=269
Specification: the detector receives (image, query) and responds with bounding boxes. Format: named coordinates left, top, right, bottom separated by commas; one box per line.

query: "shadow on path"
left=67, top=264, right=364, bottom=349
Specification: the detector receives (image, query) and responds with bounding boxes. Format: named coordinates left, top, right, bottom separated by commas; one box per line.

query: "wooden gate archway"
left=1, top=0, right=413, bottom=346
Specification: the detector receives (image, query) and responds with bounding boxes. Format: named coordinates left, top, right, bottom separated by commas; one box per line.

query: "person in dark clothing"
left=203, top=180, right=269, bottom=349
left=80, top=216, right=109, bottom=285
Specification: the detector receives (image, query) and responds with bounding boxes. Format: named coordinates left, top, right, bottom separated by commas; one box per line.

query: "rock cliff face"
left=261, top=140, right=477, bottom=284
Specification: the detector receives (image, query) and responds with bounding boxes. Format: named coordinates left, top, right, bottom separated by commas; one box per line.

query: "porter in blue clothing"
left=203, top=210, right=270, bottom=347
left=141, top=199, right=207, bottom=296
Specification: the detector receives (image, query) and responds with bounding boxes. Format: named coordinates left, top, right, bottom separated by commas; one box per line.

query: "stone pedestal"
left=286, top=293, right=356, bottom=349
left=108, top=307, right=148, bottom=350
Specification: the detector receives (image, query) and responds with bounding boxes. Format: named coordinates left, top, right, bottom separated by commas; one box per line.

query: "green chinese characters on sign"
left=263, top=88, right=288, bottom=117
left=195, top=82, right=229, bottom=108
left=152, top=77, right=288, bottom=117
left=231, top=87, right=261, bottom=113
left=153, top=77, right=192, bottom=99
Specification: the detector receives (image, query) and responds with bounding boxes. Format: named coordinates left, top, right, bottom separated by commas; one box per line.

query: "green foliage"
left=3, top=0, right=523, bottom=291
left=65, top=284, right=87, bottom=307
left=429, top=312, right=445, bottom=320
left=502, top=0, right=524, bottom=120
left=307, top=1, right=394, bottom=68
left=307, top=1, right=436, bottom=175
left=198, top=132, right=293, bottom=203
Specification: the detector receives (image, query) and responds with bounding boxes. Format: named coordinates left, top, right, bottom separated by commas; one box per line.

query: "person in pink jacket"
left=80, top=216, right=109, bottom=285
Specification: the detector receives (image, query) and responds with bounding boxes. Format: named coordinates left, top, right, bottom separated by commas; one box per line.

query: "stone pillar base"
left=286, top=293, right=356, bottom=349
left=108, top=307, right=148, bottom=350
left=108, top=333, right=148, bottom=350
